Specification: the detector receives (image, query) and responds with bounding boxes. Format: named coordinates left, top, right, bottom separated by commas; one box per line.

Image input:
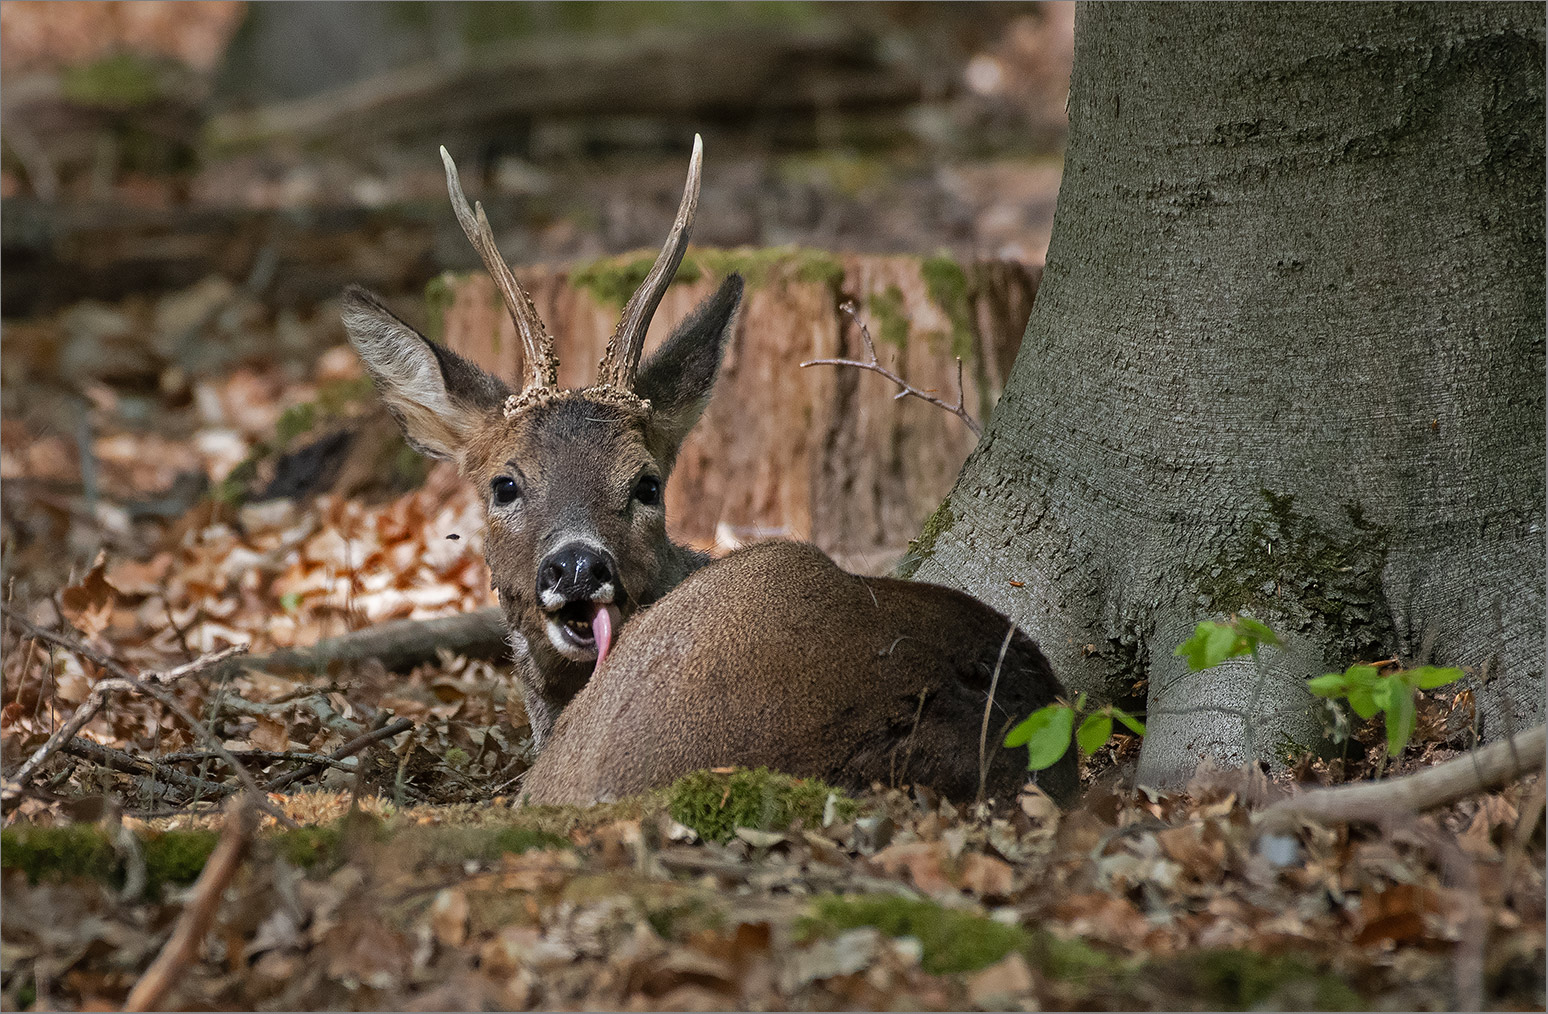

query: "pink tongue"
left=591, top=602, right=621, bottom=664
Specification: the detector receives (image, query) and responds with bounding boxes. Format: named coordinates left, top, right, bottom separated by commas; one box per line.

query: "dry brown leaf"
left=60, top=555, right=120, bottom=640
left=430, top=888, right=470, bottom=947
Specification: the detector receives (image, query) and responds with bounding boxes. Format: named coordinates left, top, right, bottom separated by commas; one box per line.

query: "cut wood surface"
left=439, top=249, right=1040, bottom=569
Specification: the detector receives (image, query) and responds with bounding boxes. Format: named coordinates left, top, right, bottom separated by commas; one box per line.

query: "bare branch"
left=802, top=300, right=982, bottom=437
left=264, top=716, right=414, bottom=792
left=0, top=606, right=294, bottom=828
left=124, top=797, right=258, bottom=1012
left=977, top=622, right=1017, bottom=805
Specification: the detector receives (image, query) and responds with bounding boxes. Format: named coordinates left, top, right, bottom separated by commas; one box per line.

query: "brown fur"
left=522, top=541, right=1077, bottom=806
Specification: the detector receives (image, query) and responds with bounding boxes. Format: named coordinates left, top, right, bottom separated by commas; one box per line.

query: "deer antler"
left=597, top=133, right=703, bottom=391
left=441, top=146, right=559, bottom=390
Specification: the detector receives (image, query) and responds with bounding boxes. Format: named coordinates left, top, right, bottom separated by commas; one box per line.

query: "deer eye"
left=490, top=476, right=520, bottom=506
left=633, top=475, right=662, bottom=506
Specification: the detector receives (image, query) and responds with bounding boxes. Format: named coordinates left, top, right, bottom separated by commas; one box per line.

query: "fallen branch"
left=1255, top=724, right=1547, bottom=833
left=123, top=797, right=259, bottom=1012
left=264, top=716, right=415, bottom=792
left=802, top=300, right=982, bottom=437
left=0, top=607, right=294, bottom=828
left=2, top=625, right=246, bottom=801
left=63, top=738, right=227, bottom=797
left=221, top=607, right=509, bottom=678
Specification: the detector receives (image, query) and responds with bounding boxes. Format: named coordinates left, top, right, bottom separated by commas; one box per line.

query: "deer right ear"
left=635, top=273, right=743, bottom=471
left=341, top=285, right=511, bottom=460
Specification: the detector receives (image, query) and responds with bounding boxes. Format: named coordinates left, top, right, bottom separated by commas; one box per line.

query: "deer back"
left=522, top=540, right=1077, bottom=807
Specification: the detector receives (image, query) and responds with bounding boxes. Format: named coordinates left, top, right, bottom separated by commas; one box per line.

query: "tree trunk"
left=909, top=3, right=1545, bottom=787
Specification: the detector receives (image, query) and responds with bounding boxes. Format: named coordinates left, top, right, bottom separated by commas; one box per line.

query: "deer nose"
left=537, top=544, right=617, bottom=604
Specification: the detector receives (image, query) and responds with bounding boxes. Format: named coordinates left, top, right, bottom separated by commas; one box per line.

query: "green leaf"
left=1234, top=615, right=1281, bottom=649
left=1306, top=673, right=1349, bottom=698
left=1341, top=665, right=1382, bottom=719
left=1406, top=666, right=1465, bottom=690
left=1003, top=706, right=1048, bottom=748
left=1382, top=680, right=1417, bottom=757
left=1110, top=707, right=1147, bottom=736
left=1176, top=621, right=1242, bottom=671
left=1077, top=713, right=1113, bottom=756
left=1004, top=705, right=1075, bottom=771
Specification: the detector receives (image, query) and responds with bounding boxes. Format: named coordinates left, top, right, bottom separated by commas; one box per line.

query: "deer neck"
left=509, top=536, right=710, bottom=745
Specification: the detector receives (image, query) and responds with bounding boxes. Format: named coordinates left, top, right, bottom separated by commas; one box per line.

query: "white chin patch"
left=546, top=619, right=598, bottom=662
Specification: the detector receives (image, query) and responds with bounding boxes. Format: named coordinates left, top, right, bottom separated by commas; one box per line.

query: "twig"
left=1254, top=724, right=1547, bottom=833
left=977, top=622, right=1017, bottom=805
left=264, top=716, right=414, bottom=792
left=3, top=628, right=247, bottom=798
left=123, top=797, right=259, bottom=1012
left=802, top=300, right=983, bottom=437
left=63, top=738, right=228, bottom=797
left=0, top=607, right=295, bottom=828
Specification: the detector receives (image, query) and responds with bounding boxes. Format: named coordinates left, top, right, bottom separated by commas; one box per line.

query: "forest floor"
left=1, top=320, right=1544, bottom=1011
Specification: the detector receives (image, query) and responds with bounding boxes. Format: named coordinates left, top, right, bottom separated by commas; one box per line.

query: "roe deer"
left=342, top=136, right=1076, bottom=805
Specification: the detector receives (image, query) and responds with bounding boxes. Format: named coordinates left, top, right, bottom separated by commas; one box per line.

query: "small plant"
left=1173, top=614, right=1465, bottom=760
left=1004, top=693, right=1146, bottom=771
left=1307, top=663, right=1463, bottom=757
left=1174, top=615, right=1281, bottom=671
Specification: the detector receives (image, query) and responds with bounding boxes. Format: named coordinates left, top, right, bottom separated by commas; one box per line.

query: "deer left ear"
left=341, top=285, right=511, bottom=460
left=635, top=273, right=743, bottom=473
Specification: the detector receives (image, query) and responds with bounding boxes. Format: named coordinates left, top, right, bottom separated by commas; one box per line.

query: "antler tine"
left=599, top=133, right=703, bottom=390
left=440, top=146, right=558, bottom=389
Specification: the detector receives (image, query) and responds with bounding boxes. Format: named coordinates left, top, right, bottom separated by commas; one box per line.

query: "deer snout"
left=537, top=544, right=618, bottom=609
left=538, top=543, right=625, bottom=664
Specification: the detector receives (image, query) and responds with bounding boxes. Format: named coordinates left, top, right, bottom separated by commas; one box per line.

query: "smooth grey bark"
left=910, top=3, right=1545, bottom=787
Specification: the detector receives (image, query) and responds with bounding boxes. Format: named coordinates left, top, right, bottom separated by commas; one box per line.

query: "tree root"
left=1255, top=724, right=1547, bottom=832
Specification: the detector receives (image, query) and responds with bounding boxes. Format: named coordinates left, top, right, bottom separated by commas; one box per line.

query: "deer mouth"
left=547, top=600, right=624, bottom=664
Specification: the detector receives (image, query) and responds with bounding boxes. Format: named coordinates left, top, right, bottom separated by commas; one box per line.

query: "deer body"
left=522, top=540, right=1077, bottom=805
left=344, top=136, right=1076, bottom=805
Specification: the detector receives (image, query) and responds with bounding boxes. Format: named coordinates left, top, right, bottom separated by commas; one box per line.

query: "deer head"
left=341, top=136, right=743, bottom=742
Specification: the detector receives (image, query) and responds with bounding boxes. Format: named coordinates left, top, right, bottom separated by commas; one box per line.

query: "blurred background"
left=1, top=0, right=1073, bottom=649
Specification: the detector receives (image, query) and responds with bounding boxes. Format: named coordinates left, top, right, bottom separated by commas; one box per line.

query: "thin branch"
left=264, top=716, right=414, bottom=792
left=977, top=622, right=1017, bottom=805
left=801, top=300, right=982, bottom=437
left=3, top=625, right=246, bottom=799
left=0, top=606, right=295, bottom=828
left=123, top=797, right=259, bottom=1012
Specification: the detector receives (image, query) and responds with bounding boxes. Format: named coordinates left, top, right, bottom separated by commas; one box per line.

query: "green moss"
left=61, top=52, right=164, bottom=109
left=692, top=246, right=844, bottom=291
left=1192, top=491, right=1393, bottom=664
left=315, top=376, right=377, bottom=415
left=800, top=894, right=1029, bottom=975
left=665, top=767, right=854, bottom=844
left=275, top=402, right=317, bottom=444
left=422, top=272, right=463, bottom=343
left=1, top=824, right=116, bottom=885
left=270, top=825, right=344, bottom=870
left=1033, top=932, right=1121, bottom=982
left=867, top=284, right=910, bottom=350
left=140, top=829, right=220, bottom=894
left=895, top=499, right=955, bottom=579
left=1169, top=949, right=1364, bottom=1010
left=920, top=253, right=976, bottom=362
left=571, top=246, right=844, bottom=310
left=573, top=252, right=701, bottom=311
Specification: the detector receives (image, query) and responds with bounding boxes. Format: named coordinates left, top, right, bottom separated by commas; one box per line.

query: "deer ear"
left=341, top=285, right=511, bottom=460
left=635, top=273, right=743, bottom=470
